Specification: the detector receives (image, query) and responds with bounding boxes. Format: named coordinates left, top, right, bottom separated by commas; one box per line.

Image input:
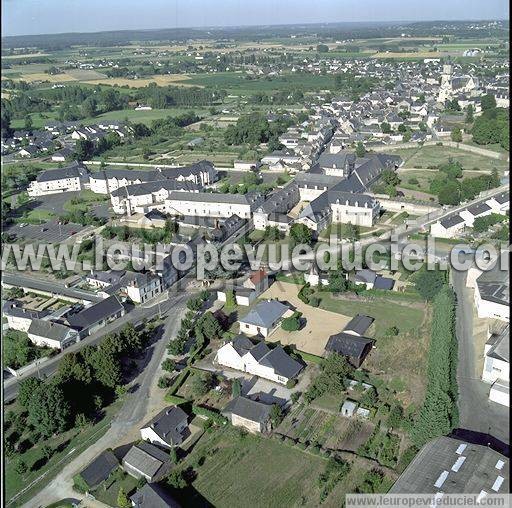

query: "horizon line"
left=2, top=17, right=509, bottom=39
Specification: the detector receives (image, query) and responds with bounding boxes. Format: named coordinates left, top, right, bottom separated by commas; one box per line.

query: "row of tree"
left=411, top=286, right=458, bottom=447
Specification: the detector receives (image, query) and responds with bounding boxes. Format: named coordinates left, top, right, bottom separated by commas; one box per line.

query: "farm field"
left=84, top=74, right=196, bottom=88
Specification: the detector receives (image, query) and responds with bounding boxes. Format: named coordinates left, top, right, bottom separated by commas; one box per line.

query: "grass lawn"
left=5, top=397, right=124, bottom=506
left=175, top=427, right=365, bottom=508
left=92, top=472, right=139, bottom=506
left=311, top=392, right=344, bottom=413
left=15, top=208, right=55, bottom=224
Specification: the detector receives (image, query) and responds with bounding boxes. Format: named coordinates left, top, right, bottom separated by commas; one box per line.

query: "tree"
left=381, top=169, right=400, bottom=187
left=18, top=376, right=43, bottom=408
left=81, top=96, right=97, bottom=118
left=281, top=312, right=302, bottom=332
left=465, top=104, right=474, bottom=124
left=24, top=115, right=33, bottom=131
left=328, top=271, right=348, bottom=293
left=317, top=44, right=329, bottom=53
left=380, top=122, right=391, bottom=134
left=27, top=383, right=71, bottom=437
left=40, top=444, right=53, bottom=461
left=355, top=141, right=366, bottom=157
left=73, top=139, right=94, bottom=161
left=191, top=372, right=213, bottom=397
left=231, top=378, right=242, bottom=397
left=117, top=487, right=131, bottom=508
left=481, top=94, right=496, bottom=111
left=437, top=180, right=461, bottom=205
left=162, top=358, right=176, bottom=372
left=224, top=289, right=236, bottom=310
left=290, top=223, right=313, bottom=245
left=169, top=448, right=178, bottom=464
left=264, top=226, right=281, bottom=241
left=451, top=126, right=462, bottom=142
left=14, top=459, right=27, bottom=475
left=168, top=470, right=187, bottom=489
left=415, top=267, right=447, bottom=301
left=270, top=404, right=283, bottom=427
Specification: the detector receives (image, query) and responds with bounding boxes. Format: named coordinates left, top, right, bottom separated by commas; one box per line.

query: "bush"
left=308, top=296, right=320, bottom=307
left=281, top=312, right=302, bottom=332
left=158, top=376, right=173, bottom=389
left=286, top=379, right=297, bottom=389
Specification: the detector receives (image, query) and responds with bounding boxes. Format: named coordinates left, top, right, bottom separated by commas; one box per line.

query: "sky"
left=2, top=0, right=509, bottom=37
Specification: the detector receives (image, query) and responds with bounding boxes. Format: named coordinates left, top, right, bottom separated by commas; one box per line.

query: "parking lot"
left=4, top=219, right=89, bottom=243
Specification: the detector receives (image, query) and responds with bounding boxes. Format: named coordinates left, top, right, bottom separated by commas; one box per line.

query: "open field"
left=19, top=72, right=77, bottom=83
left=387, top=145, right=509, bottom=173
left=64, top=68, right=108, bottom=80
left=316, top=292, right=430, bottom=406
left=257, top=281, right=351, bottom=355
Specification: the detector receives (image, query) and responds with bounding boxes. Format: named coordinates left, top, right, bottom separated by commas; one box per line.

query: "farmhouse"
left=222, top=396, right=273, bottom=433
left=217, top=270, right=270, bottom=307
left=2, top=301, right=51, bottom=332
left=140, top=406, right=190, bottom=449
left=215, top=335, right=303, bottom=384
left=238, top=300, right=294, bottom=337
left=64, top=295, right=125, bottom=337
left=78, top=450, right=119, bottom=491
left=130, top=483, right=181, bottom=508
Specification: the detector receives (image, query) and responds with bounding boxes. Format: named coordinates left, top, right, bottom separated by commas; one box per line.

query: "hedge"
left=292, top=350, right=323, bottom=365
left=164, top=394, right=188, bottom=405
left=192, top=405, right=228, bottom=425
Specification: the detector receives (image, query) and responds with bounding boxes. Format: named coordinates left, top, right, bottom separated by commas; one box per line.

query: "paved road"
left=2, top=271, right=102, bottom=303
left=452, top=269, right=509, bottom=445
left=16, top=294, right=191, bottom=508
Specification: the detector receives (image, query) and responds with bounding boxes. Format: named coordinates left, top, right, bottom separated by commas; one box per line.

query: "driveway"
left=258, top=281, right=351, bottom=355
left=452, top=269, right=509, bottom=445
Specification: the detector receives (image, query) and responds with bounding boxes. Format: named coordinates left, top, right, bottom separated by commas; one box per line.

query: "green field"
left=176, top=427, right=370, bottom=508
left=388, top=144, right=509, bottom=172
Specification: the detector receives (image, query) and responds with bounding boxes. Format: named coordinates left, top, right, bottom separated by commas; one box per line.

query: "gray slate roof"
left=123, top=441, right=170, bottom=479
left=222, top=396, right=272, bottom=423
left=325, top=332, right=374, bottom=361
left=130, top=483, right=181, bottom=508
left=65, top=295, right=124, bottom=331
left=80, top=450, right=119, bottom=489
left=142, top=406, right=189, bottom=446
left=343, top=314, right=375, bottom=336
left=240, top=300, right=290, bottom=328
left=27, top=319, right=76, bottom=342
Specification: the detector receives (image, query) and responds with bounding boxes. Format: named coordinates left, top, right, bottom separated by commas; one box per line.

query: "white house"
left=474, top=255, right=509, bottom=322
left=215, top=335, right=303, bottom=385
left=486, top=192, right=509, bottom=216
left=140, top=406, right=190, bottom=449
left=430, top=214, right=466, bottom=238
left=165, top=191, right=263, bottom=220
left=222, top=396, right=272, bottom=433
left=238, top=300, right=294, bottom=337
left=2, top=301, right=50, bottom=332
